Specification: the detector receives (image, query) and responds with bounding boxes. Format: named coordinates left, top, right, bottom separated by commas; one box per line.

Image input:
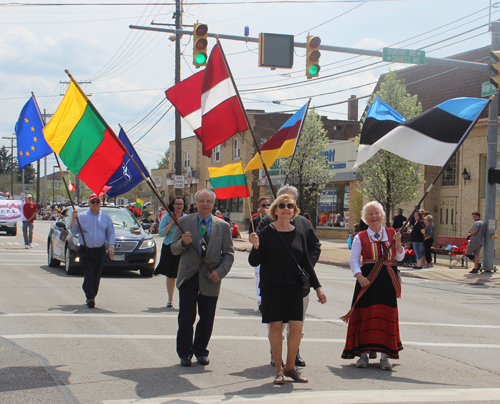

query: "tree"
left=286, top=110, right=331, bottom=213
left=15, top=161, right=36, bottom=184
left=0, top=146, right=12, bottom=175
left=157, top=149, right=169, bottom=169
left=356, top=70, right=424, bottom=225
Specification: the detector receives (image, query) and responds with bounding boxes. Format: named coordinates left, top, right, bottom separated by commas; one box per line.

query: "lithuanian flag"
left=43, top=77, right=125, bottom=194
left=134, top=198, right=143, bottom=215
left=208, top=162, right=250, bottom=200
left=245, top=101, right=309, bottom=172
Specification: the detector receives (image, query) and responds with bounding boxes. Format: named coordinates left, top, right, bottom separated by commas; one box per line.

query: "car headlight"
left=72, top=236, right=80, bottom=246
left=139, top=239, right=155, bottom=249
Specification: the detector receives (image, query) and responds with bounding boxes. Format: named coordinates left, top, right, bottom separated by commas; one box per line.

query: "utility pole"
left=175, top=0, right=183, bottom=176
left=2, top=136, right=16, bottom=198
left=41, top=110, right=53, bottom=207
left=483, top=20, right=500, bottom=272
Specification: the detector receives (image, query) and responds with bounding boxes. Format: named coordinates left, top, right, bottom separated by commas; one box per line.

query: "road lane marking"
left=2, top=334, right=500, bottom=349
left=103, top=388, right=500, bottom=404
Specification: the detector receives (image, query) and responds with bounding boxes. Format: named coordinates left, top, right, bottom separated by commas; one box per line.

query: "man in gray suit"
left=171, top=189, right=234, bottom=367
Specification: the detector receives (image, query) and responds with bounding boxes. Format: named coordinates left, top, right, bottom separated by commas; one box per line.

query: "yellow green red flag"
left=208, top=162, right=250, bottom=200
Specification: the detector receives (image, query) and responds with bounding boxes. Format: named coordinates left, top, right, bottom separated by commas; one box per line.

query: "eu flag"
left=106, top=128, right=149, bottom=198
left=15, top=97, right=53, bottom=169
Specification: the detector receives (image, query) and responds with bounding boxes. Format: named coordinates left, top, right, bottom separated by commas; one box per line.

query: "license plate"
left=113, top=254, right=125, bottom=261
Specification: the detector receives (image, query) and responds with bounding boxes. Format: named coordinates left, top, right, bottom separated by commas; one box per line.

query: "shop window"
left=233, top=138, right=241, bottom=160
left=212, top=145, right=221, bottom=163
left=441, top=153, right=458, bottom=186
left=183, top=151, right=190, bottom=169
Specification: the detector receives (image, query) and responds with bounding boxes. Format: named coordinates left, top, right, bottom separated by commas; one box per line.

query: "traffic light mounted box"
left=306, top=35, right=321, bottom=79
left=489, top=51, right=500, bottom=89
left=193, top=23, right=208, bottom=67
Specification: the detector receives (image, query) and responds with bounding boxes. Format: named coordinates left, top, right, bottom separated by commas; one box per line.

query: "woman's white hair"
left=361, top=201, right=386, bottom=225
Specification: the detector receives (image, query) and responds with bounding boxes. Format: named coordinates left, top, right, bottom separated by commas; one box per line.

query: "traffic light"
left=306, top=35, right=321, bottom=78
left=489, top=51, right=500, bottom=89
left=193, top=23, right=208, bottom=67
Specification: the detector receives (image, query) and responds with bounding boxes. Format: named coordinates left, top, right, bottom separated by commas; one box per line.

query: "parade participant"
left=257, top=185, right=320, bottom=368
left=171, top=189, right=234, bottom=367
left=341, top=201, right=405, bottom=371
left=466, top=212, right=486, bottom=274
left=249, top=194, right=326, bottom=384
left=154, top=196, right=187, bottom=308
left=70, top=193, right=115, bottom=308
left=22, top=194, right=37, bottom=248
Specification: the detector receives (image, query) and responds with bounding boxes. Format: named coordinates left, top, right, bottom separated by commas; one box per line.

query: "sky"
left=0, top=0, right=495, bottom=178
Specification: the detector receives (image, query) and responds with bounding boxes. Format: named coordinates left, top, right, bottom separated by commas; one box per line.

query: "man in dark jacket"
left=392, top=208, right=407, bottom=230
left=256, top=185, right=321, bottom=367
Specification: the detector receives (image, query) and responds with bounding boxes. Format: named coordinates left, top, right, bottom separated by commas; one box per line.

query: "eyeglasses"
left=90, top=200, right=100, bottom=204
left=261, top=203, right=271, bottom=207
left=278, top=203, right=295, bottom=210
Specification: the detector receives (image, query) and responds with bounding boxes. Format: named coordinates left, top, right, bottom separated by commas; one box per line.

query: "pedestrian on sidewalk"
left=466, top=212, right=486, bottom=274
left=22, top=194, right=37, bottom=248
left=341, top=201, right=405, bottom=371
left=423, top=215, right=434, bottom=268
left=257, top=185, right=321, bottom=368
left=154, top=196, right=187, bottom=308
left=410, top=211, right=426, bottom=269
left=392, top=208, right=406, bottom=230
left=70, top=193, right=115, bottom=308
left=249, top=194, right=326, bottom=384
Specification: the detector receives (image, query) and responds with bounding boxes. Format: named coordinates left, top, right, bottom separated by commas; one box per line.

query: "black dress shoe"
left=86, top=298, right=95, bottom=308
left=295, top=350, right=306, bottom=367
left=180, top=357, right=192, bottom=367
left=196, top=355, right=210, bottom=365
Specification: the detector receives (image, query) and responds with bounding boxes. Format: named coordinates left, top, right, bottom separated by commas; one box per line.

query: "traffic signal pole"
left=483, top=21, right=500, bottom=272
left=174, top=0, right=182, bottom=177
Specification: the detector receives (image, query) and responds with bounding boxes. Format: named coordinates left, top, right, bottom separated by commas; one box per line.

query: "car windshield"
left=107, top=209, right=140, bottom=229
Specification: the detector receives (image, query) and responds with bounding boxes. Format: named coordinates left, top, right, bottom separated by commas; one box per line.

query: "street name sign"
left=382, top=47, right=426, bottom=65
left=482, top=82, right=497, bottom=97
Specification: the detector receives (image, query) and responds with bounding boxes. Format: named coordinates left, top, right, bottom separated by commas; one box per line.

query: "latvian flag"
left=166, top=44, right=248, bottom=158
left=356, top=97, right=489, bottom=167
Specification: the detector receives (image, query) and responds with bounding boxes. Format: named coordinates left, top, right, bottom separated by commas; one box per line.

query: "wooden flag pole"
left=214, top=36, right=277, bottom=199
left=284, top=98, right=312, bottom=185
left=341, top=96, right=493, bottom=322
left=31, top=91, right=88, bottom=248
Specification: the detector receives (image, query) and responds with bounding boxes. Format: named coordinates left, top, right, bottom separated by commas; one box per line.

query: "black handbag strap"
left=270, top=224, right=302, bottom=270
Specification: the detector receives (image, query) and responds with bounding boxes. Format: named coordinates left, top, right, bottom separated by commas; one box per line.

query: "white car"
left=0, top=192, right=17, bottom=236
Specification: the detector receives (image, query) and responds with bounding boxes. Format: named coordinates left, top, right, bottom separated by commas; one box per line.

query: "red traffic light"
left=195, top=24, right=208, bottom=37
left=309, top=36, right=321, bottom=49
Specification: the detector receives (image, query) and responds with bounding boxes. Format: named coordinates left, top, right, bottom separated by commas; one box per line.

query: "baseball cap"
left=88, top=193, right=100, bottom=202
left=26, top=194, right=32, bottom=198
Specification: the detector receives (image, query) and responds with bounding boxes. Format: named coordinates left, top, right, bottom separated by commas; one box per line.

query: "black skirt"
left=260, top=284, right=303, bottom=324
left=154, top=243, right=181, bottom=278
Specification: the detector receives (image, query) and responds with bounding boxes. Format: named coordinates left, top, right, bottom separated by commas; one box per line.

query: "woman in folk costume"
left=341, top=201, right=405, bottom=371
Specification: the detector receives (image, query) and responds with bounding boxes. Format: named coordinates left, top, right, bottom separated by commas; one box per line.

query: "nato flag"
left=15, top=97, right=53, bottom=169
left=106, top=128, right=149, bottom=198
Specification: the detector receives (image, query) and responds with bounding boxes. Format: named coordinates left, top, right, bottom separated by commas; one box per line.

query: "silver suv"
left=0, top=192, right=17, bottom=236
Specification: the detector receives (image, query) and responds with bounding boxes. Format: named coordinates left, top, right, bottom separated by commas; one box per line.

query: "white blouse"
left=350, top=227, right=405, bottom=277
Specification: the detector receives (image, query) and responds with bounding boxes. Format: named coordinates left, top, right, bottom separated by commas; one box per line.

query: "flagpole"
left=341, top=96, right=493, bottom=322
left=214, top=37, right=277, bottom=199
left=284, top=98, right=312, bottom=185
left=32, top=91, right=88, bottom=248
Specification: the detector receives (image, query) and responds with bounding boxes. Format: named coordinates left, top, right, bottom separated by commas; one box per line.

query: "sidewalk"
left=233, top=234, right=500, bottom=287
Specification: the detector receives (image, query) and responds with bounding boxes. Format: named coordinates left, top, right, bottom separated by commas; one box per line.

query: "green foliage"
left=15, top=161, right=36, bottom=184
left=157, top=149, right=169, bottom=169
left=287, top=109, right=331, bottom=213
left=356, top=71, right=425, bottom=223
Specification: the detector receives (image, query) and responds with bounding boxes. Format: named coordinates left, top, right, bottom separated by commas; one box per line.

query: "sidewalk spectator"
left=334, top=211, right=342, bottom=227
left=466, top=212, right=486, bottom=273
left=230, top=221, right=241, bottom=239
left=22, top=194, right=37, bottom=249
left=410, top=211, right=426, bottom=269
left=423, top=215, right=434, bottom=268
left=224, top=208, right=231, bottom=223
left=319, top=211, right=327, bottom=226
left=392, top=208, right=407, bottom=230
left=303, top=213, right=312, bottom=223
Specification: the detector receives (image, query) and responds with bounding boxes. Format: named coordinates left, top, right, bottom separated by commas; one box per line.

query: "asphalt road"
left=1, top=221, right=500, bottom=404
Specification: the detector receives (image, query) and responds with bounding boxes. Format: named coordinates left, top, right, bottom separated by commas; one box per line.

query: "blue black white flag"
left=105, top=128, right=149, bottom=198
left=15, top=96, right=53, bottom=169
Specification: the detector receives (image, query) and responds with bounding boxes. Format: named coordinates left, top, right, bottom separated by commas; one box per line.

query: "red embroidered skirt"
left=341, top=263, right=403, bottom=359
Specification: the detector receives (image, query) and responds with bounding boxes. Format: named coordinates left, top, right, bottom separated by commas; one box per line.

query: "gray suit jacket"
left=171, top=213, right=234, bottom=297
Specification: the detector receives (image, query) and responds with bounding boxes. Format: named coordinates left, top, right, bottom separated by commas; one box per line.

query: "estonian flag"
left=355, top=96, right=405, bottom=168
left=356, top=97, right=489, bottom=167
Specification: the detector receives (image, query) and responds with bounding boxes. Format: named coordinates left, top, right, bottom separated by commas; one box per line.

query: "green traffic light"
left=308, top=64, right=320, bottom=76
left=195, top=52, right=207, bottom=65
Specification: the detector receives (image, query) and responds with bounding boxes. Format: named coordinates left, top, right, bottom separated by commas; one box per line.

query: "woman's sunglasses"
left=278, top=203, right=295, bottom=210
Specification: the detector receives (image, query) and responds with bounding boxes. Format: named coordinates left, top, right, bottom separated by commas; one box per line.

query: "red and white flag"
left=165, top=70, right=203, bottom=143
left=165, top=43, right=248, bottom=158
left=68, top=180, right=76, bottom=192
left=200, top=44, right=248, bottom=157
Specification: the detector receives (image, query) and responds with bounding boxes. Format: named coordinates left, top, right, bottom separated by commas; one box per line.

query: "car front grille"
left=114, top=241, right=139, bottom=252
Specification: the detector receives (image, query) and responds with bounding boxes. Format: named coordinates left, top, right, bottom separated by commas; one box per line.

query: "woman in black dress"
left=249, top=194, right=327, bottom=385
